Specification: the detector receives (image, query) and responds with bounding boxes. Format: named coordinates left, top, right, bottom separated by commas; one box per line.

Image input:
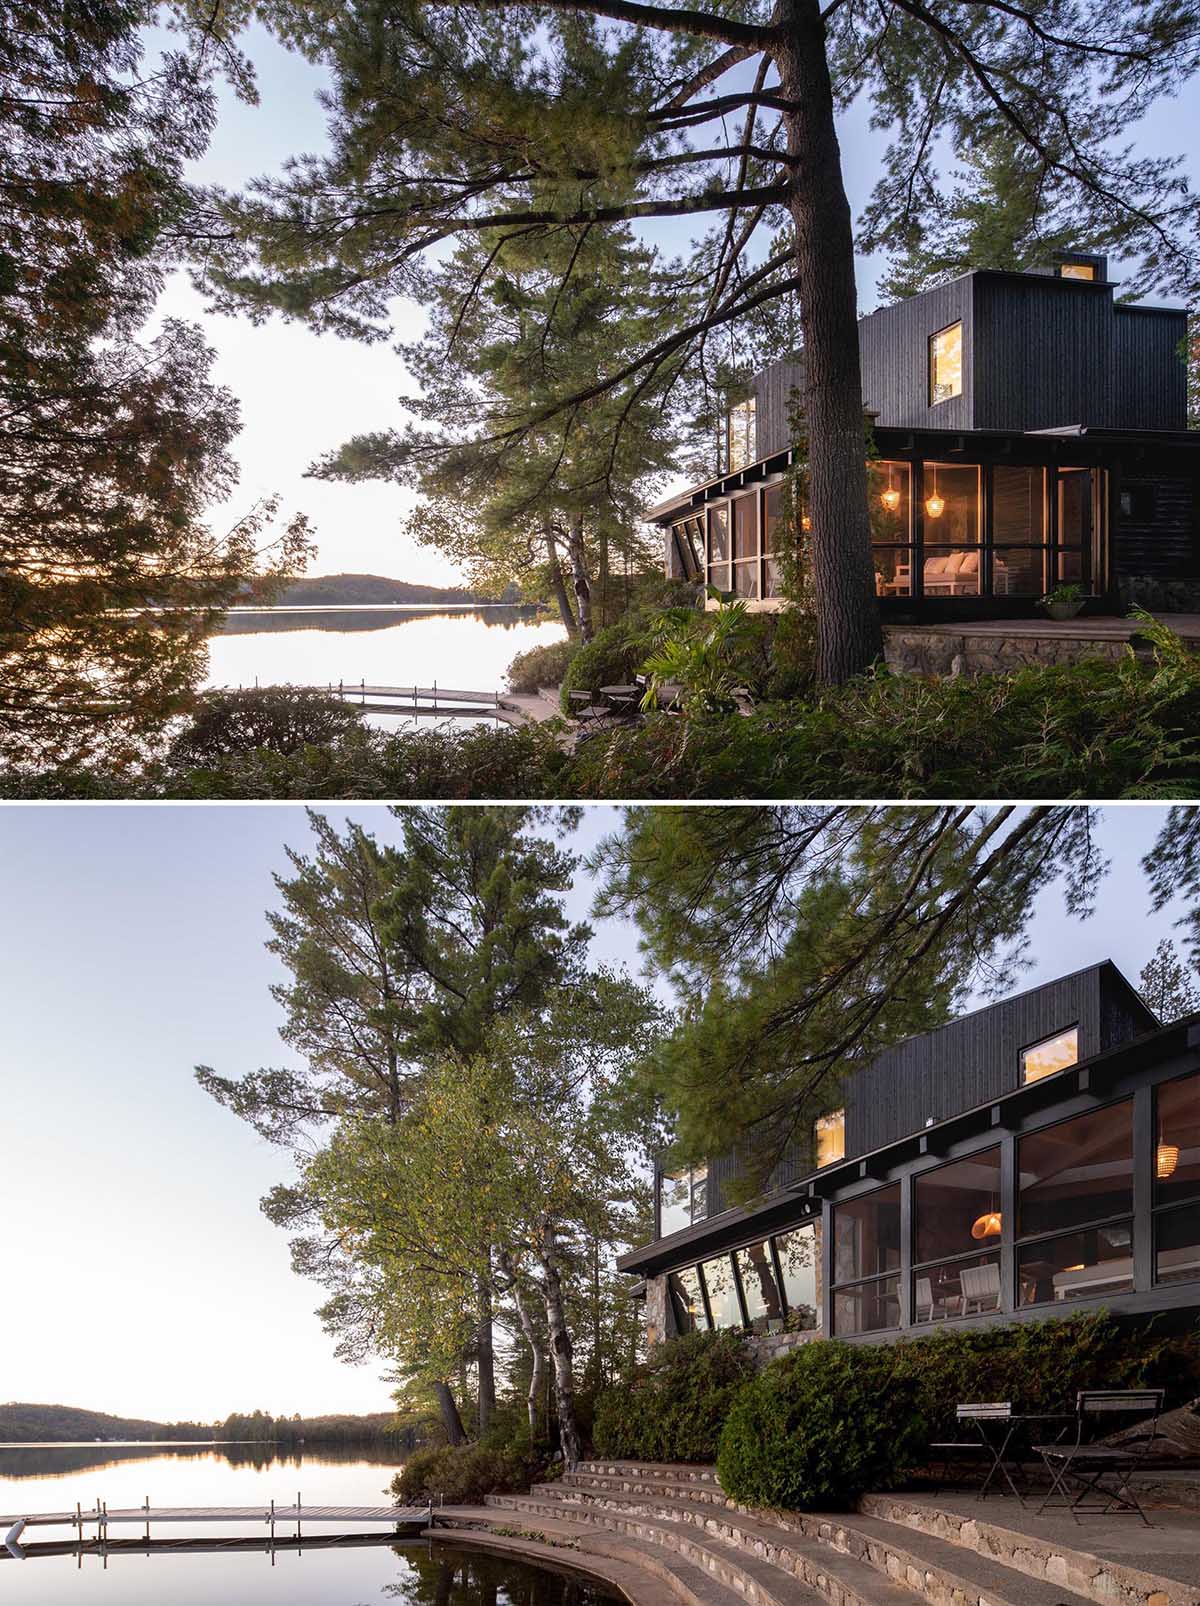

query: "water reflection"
left=0, top=1442, right=404, bottom=1480
left=218, top=606, right=543, bottom=637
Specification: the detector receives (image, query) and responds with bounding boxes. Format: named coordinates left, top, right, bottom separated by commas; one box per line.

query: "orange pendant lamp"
left=1157, top=1143, right=1180, bottom=1179
left=925, top=465, right=945, bottom=520
left=970, top=1210, right=1002, bottom=1240
left=881, top=467, right=901, bottom=513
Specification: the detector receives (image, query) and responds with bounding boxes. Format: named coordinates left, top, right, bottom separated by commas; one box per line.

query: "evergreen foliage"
left=592, top=1331, right=755, bottom=1463
left=1138, top=937, right=1200, bottom=1023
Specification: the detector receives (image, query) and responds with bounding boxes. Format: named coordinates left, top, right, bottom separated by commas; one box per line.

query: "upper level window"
left=929, top=322, right=963, bottom=406
left=1059, top=263, right=1095, bottom=281
left=815, top=1109, right=846, bottom=1167
left=728, top=397, right=756, bottom=472
left=1021, top=1026, right=1079, bottom=1085
left=658, top=1164, right=707, bottom=1236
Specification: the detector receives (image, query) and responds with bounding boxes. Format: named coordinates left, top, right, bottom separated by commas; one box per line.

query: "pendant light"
left=925, top=465, right=945, bottom=520
left=1157, top=1142, right=1180, bottom=1179
left=970, top=1210, right=1002, bottom=1240
left=881, top=465, right=901, bottom=513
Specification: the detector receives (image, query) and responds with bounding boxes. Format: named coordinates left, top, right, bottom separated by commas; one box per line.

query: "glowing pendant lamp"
left=970, top=1210, right=1002, bottom=1240
left=925, top=466, right=945, bottom=520
left=881, top=467, right=901, bottom=513
left=1157, top=1143, right=1180, bottom=1179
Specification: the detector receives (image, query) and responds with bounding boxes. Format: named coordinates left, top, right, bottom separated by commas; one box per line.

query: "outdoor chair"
left=1034, top=1389, right=1165, bottom=1526
left=914, top=1277, right=935, bottom=1323
left=928, top=1403, right=1009, bottom=1494
left=960, top=1262, right=1001, bottom=1315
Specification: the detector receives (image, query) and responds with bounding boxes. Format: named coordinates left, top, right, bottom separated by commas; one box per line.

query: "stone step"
left=574, top=1461, right=721, bottom=1487
left=488, top=1490, right=913, bottom=1606
left=533, top=1484, right=1098, bottom=1606
left=431, top=1506, right=741, bottom=1606
left=555, top=1471, right=732, bottom=1508
left=860, top=1492, right=1200, bottom=1606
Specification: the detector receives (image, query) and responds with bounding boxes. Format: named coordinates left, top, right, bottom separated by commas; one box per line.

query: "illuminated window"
left=1021, top=1026, right=1079, bottom=1085
left=728, top=398, right=756, bottom=471
left=929, top=322, right=963, bottom=406
left=1059, top=263, right=1095, bottom=281
left=815, top=1109, right=845, bottom=1167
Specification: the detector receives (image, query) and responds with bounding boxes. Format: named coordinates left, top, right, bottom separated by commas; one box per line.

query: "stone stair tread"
left=489, top=1491, right=909, bottom=1606
left=539, top=1482, right=1101, bottom=1606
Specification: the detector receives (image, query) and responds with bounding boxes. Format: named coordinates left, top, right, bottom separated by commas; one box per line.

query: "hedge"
left=592, top=1330, right=755, bottom=1463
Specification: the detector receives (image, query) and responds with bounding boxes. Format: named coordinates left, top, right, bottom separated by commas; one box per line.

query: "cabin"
left=652, top=255, right=1198, bottom=620
left=618, top=961, right=1200, bottom=1349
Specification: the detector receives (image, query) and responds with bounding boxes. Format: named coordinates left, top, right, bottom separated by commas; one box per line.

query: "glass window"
left=993, top=466, right=1047, bottom=543
left=833, top=1184, right=901, bottom=1284
left=658, top=1164, right=707, bottom=1235
left=869, top=461, right=911, bottom=542
left=1018, top=1102, right=1133, bottom=1238
left=914, top=1148, right=1003, bottom=1266
left=700, top=1255, right=742, bottom=1329
left=922, top=464, right=979, bottom=545
left=914, top=1253, right=1001, bottom=1324
left=993, top=548, right=1046, bottom=597
left=1018, top=1221, right=1133, bottom=1306
left=773, top=1225, right=819, bottom=1326
left=1156, top=1204, right=1200, bottom=1286
left=708, top=506, right=730, bottom=591
left=923, top=547, right=981, bottom=596
left=834, top=1277, right=900, bottom=1335
left=1021, top=1026, right=1078, bottom=1085
left=736, top=1239, right=785, bottom=1328
left=733, top=494, right=757, bottom=560
left=874, top=548, right=912, bottom=598
left=728, top=398, right=756, bottom=472
left=1155, top=1073, right=1200, bottom=1208
left=929, top=322, right=963, bottom=405
left=1057, top=468, right=1099, bottom=588
left=1059, top=263, right=1095, bottom=281
left=814, top=1109, right=845, bottom=1168
left=668, top=1266, right=710, bottom=1333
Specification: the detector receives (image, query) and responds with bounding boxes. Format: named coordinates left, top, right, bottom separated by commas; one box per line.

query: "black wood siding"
left=753, top=359, right=806, bottom=459
left=1116, top=475, right=1198, bottom=577
left=859, top=278, right=974, bottom=431
left=700, top=963, right=1157, bottom=1220
left=972, top=275, right=1115, bottom=431
left=1113, top=308, right=1188, bottom=430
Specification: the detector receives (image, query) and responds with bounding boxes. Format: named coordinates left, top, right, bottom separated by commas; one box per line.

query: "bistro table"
left=964, top=1409, right=1077, bottom=1503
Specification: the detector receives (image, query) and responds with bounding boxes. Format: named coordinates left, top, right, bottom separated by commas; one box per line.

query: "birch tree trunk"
left=565, top=514, right=594, bottom=642
left=776, top=0, right=882, bottom=683
left=501, top=1252, right=546, bottom=1438
left=537, top=1219, right=582, bottom=1466
left=476, top=1274, right=496, bottom=1436
left=544, top=524, right=578, bottom=636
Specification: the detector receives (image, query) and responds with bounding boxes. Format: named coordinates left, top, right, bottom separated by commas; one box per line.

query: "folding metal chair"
left=1035, top=1389, right=1165, bottom=1526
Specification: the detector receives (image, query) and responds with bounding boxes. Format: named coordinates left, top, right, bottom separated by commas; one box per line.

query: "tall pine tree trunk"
left=544, top=524, right=578, bottom=636
left=476, top=1275, right=496, bottom=1436
left=537, top=1220, right=582, bottom=1466
left=776, top=0, right=882, bottom=684
left=433, top=1380, right=467, bottom=1446
left=565, top=514, right=594, bottom=642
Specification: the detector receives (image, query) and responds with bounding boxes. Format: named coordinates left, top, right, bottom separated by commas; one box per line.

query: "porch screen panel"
left=922, top=464, right=980, bottom=598
left=700, top=1254, right=743, bottom=1329
left=992, top=465, right=1048, bottom=596
left=1057, top=468, right=1099, bottom=589
left=763, top=485, right=786, bottom=598
left=1154, top=1071, right=1200, bottom=1289
left=773, top=1224, right=819, bottom=1327
left=869, top=460, right=912, bottom=597
left=1156, top=1205, right=1200, bottom=1286
left=832, top=1183, right=901, bottom=1335
left=912, top=1150, right=1002, bottom=1324
left=732, top=493, right=760, bottom=598
left=708, top=505, right=730, bottom=591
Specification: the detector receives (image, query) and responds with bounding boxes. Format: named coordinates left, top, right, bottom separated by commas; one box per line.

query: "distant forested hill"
left=0, top=1403, right=211, bottom=1441
left=264, top=573, right=501, bottom=607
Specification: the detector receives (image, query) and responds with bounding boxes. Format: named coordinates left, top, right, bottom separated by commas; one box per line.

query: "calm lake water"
left=206, top=607, right=568, bottom=711
left=0, top=1444, right=616, bottom=1606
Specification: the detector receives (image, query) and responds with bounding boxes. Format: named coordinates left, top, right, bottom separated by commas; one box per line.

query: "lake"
left=206, top=607, right=568, bottom=715
left=0, top=1443, right=618, bottom=1606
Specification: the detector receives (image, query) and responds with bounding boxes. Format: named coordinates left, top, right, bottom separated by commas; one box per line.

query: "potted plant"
left=1038, top=582, right=1087, bottom=621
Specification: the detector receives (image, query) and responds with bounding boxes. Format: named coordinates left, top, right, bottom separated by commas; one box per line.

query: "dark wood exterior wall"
left=1117, top=475, right=1198, bottom=577
left=1113, top=307, right=1189, bottom=431
left=972, top=275, right=1115, bottom=430
left=753, top=359, right=805, bottom=459
left=701, top=963, right=1157, bottom=1222
left=858, top=278, right=975, bottom=432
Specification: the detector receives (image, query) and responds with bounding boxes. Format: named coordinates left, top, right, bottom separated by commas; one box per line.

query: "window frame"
left=1152, top=1069, right=1200, bottom=1288
left=1020, top=1024, right=1080, bottom=1086
left=928, top=320, right=964, bottom=407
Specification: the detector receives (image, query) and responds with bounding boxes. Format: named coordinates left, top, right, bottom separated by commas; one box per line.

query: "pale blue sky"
left=145, top=19, right=1200, bottom=583
left=0, top=804, right=1191, bottom=1423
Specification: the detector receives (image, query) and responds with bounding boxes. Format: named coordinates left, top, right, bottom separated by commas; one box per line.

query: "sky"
left=145, top=18, right=1200, bottom=585
left=0, top=802, right=1194, bottom=1424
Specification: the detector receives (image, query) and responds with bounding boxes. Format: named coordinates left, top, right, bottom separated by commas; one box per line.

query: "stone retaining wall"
left=883, top=629, right=1133, bottom=678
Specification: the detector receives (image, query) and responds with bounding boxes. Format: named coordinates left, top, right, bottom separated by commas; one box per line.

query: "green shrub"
left=391, top=1443, right=529, bottom=1504
left=717, top=1340, right=927, bottom=1510
left=593, top=1330, right=755, bottom=1463
left=506, top=638, right=577, bottom=693
left=559, top=617, right=659, bottom=715
left=167, top=685, right=365, bottom=762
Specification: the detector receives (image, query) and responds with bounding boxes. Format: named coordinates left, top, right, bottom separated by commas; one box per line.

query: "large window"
left=763, top=485, right=786, bottom=598
left=832, top=1183, right=901, bottom=1335
left=922, top=463, right=980, bottom=597
left=707, top=506, right=730, bottom=592
left=658, top=1165, right=707, bottom=1236
left=814, top=1109, right=845, bottom=1167
left=732, top=493, right=760, bottom=598
left=700, top=1254, right=743, bottom=1329
left=736, top=1240, right=785, bottom=1329
left=1057, top=467, right=1100, bottom=588
left=912, top=1149, right=1003, bottom=1324
left=869, top=460, right=912, bottom=597
left=1021, top=1026, right=1079, bottom=1085
left=728, top=398, right=756, bottom=472
left=1018, top=1102, right=1134, bottom=1305
left=668, top=1267, right=709, bottom=1333
left=929, top=322, right=963, bottom=405
left=1154, top=1072, right=1200, bottom=1288
left=774, top=1226, right=819, bottom=1327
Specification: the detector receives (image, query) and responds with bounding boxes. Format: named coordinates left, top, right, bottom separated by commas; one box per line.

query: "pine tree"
left=188, top=0, right=1200, bottom=684
left=1138, top=937, right=1200, bottom=1023
left=0, top=0, right=311, bottom=768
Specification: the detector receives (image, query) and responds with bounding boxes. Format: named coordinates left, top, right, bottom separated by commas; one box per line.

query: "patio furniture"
left=934, top=1405, right=1077, bottom=1503
left=1035, top=1389, right=1166, bottom=1526
left=960, top=1262, right=1001, bottom=1315
left=929, top=1403, right=1008, bottom=1495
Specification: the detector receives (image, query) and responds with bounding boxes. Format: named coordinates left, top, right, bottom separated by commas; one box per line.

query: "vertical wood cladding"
left=1113, top=308, right=1188, bottom=430
left=700, top=963, right=1157, bottom=1219
left=972, top=276, right=1114, bottom=430
left=1116, top=475, right=1198, bottom=576
left=858, top=278, right=974, bottom=431
left=754, top=359, right=806, bottom=458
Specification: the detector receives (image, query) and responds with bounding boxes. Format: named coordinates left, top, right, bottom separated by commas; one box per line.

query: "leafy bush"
left=718, top=1340, right=926, bottom=1510
left=715, top=1314, right=1198, bottom=1513
left=559, top=616, right=659, bottom=715
left=391, top=1444, right=530, bottom=1504
left=168, top=685, right=365, bottom=762
left=506, top=638, right=577, bottom=693
left=641, top=595, right=756, bottom=718
left=593, top=1330, right=755, bottom=1463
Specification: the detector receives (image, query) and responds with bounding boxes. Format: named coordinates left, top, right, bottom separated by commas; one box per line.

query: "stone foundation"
left=883, top=628, right=1133, bottom=678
